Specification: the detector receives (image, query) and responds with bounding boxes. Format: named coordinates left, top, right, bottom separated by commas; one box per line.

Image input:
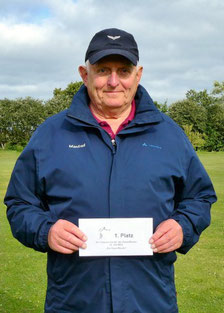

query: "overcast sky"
left=0, top=0, right=223, bottom=104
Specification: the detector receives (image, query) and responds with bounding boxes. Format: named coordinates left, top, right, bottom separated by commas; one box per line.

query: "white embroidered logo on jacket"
left=69, top=143, right=86, bottom=149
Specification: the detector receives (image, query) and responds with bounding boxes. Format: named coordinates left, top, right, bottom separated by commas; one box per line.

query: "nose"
left=107, top=72, right=119, bottom=88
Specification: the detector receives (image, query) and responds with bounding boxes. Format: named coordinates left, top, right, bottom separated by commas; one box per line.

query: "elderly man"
left=5, top=28, right=216, bottom=313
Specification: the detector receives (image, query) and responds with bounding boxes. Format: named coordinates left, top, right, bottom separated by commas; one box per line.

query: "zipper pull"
left=111, top=139, right=116, bottom=147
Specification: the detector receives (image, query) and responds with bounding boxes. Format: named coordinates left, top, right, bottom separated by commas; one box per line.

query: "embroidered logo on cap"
left=107, top=35, right=121, bottom=40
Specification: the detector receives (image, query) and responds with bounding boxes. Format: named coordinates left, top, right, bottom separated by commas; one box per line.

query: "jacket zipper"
left=111, top=139, right=116, bottom=147
left=111, top=139, right=117, bottom=154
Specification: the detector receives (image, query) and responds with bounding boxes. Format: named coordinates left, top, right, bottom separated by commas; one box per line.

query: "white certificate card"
left=79, top=218, right=153, bottom=257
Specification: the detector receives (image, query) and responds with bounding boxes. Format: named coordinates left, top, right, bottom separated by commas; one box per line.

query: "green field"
left=0, top=150, right=223, bottom=313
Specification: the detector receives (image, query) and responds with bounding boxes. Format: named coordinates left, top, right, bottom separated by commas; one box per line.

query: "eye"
left=118, top=67, right=132, bottom=77
left=97, top=67, right=109, bottom=75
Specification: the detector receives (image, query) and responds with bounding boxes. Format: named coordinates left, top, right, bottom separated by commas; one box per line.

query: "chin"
left=103, top=98, right=127, bottom=108
left=105, top=102, right=125, bottom=108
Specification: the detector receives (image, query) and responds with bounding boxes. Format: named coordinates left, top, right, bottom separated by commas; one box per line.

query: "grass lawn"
left=0, top=150, right=223, bottom=313
left=0, top=151, right=47, bottom=313
left=175, top=151, right=224, bottom=312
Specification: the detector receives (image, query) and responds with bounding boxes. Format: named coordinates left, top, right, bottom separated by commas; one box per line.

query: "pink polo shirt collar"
left=90, top=100, right=136, bottom=139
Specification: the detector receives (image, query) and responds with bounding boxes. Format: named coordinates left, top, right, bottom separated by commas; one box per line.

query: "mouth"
left=104, top=90, right=123, bottom=94
left=104, top=91, right=123, bottom=98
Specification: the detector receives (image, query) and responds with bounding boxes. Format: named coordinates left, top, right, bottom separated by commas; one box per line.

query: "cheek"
left=123, top=75, right=138, bottom=88
left=92, top=77, right=106, bottom=90
left=87, top=79, right=106, bottom=102
left=122, top=79, right=138, bottom=95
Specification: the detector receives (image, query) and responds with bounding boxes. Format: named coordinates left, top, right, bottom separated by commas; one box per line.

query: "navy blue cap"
left=85, top=28, right=139, bottom=65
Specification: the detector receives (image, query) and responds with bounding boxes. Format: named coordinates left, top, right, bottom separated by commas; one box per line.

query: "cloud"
left=0, top=0, right=223, bottom=103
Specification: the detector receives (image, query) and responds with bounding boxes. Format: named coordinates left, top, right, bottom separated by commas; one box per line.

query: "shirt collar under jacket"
left=90, top=100, right=136, bottom=140
left=66, top=84, right=163, bottom=127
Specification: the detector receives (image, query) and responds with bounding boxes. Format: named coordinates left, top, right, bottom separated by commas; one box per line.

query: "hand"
left=48, top=219, right=87, bottom=254
left=149, top=219, right=183, bottom=253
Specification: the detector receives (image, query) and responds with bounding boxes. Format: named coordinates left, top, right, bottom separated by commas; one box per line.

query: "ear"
left=136, top=66, right=143, bottom=83
left=78, top=66, right=88, bottom=86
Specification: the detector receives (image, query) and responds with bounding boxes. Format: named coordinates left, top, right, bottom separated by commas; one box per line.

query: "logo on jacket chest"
left=142, top=142, right=162, bottom=149
left=69, top=143, right=86, bottom=149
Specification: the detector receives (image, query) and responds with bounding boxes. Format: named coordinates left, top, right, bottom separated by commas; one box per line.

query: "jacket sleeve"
left=171, top=140, right=217, bottom=254
left=4, top=131, right=54, bottom=252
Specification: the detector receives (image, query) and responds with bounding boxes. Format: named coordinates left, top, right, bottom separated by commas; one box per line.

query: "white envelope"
left=79, top=217, right=153, bottom=257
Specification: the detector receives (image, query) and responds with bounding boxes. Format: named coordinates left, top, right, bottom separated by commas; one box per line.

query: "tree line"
left=0, top=81, right=223, bottom=151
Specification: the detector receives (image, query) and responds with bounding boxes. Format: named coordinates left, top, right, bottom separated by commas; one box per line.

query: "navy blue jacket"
left=5, top=85, right=217, bottom=313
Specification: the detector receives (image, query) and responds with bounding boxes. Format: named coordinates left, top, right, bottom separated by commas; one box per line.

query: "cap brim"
left=88, top=49, right=138, bottom=65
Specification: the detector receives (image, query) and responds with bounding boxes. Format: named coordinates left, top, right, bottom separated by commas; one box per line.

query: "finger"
left=149, top=219, right=181, bottom=244
left=64, top=223, right=87, bottom=241
left=151, top=230, right=183, bottom=253
left=53, top=245, right=76, bottom=254
left=151, top=228, right=175, bottom=247
left=58, top=231, right=87, bottom=249
left=149, top=229, right=164, bottom=244
left=155, top=241, right=181, bottom=253
left=152, top=236, right=179, bottom=252
left=56, top=236, right=83, bottom=251
left=149, top=220, right=173, bottom=242
left=48, top=236, right=81, bottom=254
left=149, top=226, right=171, bottom=244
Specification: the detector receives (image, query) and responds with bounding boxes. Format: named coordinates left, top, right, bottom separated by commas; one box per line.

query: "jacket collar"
left=133, top=84, right=163, bottom=124
left=66, top=84, right=163, bottom=126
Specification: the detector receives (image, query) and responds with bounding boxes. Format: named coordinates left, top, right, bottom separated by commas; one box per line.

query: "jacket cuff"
left=171, top=214, right=198, bottom=254
left=38, top=221, right=54, bottom=252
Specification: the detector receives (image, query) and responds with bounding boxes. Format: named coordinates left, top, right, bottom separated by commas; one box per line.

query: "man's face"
left=79, top=55, right=143, bottom=112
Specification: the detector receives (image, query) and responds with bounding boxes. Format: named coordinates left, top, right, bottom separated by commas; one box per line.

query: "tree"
left=0, top=99, right=12, bottom=149
left=186, top=89, right=214, bottom=109
left=53, top=81, right=83, bottom=101
left=211, top=80, right=224, bottom=99
left=182, top=124, right=205, bottom=150
left=45, top=81, right=83, bottom=117
left=44, top=94, right=72, bottom=117
left=168, top=99, right=207, bottom=133
left=0, top=82, right=83, bottom=149
left=154, top=100, right=168, bottom=114
left=186, top=84, right=224, bottom=151
left=204, top=102, right=224, bottom=151
left=0, top=97, right=46, bottom=149
left=169, top=85, right=224, bottom=151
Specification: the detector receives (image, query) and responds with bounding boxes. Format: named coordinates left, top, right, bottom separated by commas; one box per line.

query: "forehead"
left=94, top=55, right=134, bottom=67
